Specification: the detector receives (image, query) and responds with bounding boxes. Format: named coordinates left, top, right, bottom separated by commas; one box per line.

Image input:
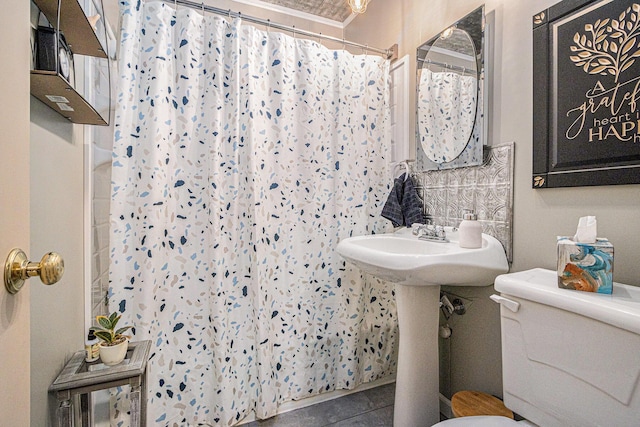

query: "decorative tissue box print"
left=557, top=237, right=614, bottom=294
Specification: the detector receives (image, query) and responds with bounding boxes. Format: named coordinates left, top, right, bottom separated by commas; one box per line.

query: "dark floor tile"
left=327, top=405, right=394, bottom=427
left=248, top=404, right=327, bottom=427
left=362, top=383, right=395, bottom=409
left=318, top=392, right=378, bottom=424
left=245, top=383, right=395, bottom=427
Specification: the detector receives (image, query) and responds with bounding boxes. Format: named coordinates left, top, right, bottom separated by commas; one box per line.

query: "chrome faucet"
left=411, top=223, right=448, bottom=242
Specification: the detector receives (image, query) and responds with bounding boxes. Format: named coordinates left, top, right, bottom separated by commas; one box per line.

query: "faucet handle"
left=411, top=223, right=424, bottom=235
left=434, top=226, right=446, bottom=238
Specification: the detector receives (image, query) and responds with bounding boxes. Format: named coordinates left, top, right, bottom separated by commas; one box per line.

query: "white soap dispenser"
left=458, top=209, right=482, bottom=249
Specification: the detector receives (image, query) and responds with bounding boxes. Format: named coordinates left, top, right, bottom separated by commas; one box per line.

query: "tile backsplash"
left=412, top=142, right=514, bottom=262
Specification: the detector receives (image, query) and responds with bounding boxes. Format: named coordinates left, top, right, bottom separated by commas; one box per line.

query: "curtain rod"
left=418, top=58, right=470, bottom=73
left=168, top=0, right=394, bottom=58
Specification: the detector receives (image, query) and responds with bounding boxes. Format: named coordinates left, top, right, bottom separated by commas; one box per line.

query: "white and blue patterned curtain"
left=110, top=1, right=396, bottom=425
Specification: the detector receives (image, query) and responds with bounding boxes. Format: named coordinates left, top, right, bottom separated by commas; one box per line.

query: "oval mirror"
left=418, top=29, right=477, bottom=164
left=416, top=6, right=485, bottom=170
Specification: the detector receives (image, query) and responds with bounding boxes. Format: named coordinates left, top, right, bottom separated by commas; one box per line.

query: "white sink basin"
left=336, top=227, right=509, bottom=286
left=336, top=226, right=509, bottom=427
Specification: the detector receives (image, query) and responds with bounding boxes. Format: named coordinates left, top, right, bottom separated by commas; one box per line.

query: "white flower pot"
left=99, top=339, right=129, bottom=366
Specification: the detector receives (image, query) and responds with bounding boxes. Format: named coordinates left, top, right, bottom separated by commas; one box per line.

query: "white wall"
left=346, top=0, right=640, bottom=397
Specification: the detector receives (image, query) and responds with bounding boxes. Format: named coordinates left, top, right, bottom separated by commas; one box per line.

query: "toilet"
left=433, top=268, right=640, bottom=427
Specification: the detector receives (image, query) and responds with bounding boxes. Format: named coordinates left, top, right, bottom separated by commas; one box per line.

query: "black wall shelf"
left=31, top=71, right=107, bottom=125
left=33, top=0, right=107, bottom=58
left=31, top=0, right=110, bottom=125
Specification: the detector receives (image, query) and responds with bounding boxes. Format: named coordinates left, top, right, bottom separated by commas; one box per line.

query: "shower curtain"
left=110, top=1, right=396, bottom=425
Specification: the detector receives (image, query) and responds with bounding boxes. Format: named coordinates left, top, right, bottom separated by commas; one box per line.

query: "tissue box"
left=557, top=236, right=614, bottom=294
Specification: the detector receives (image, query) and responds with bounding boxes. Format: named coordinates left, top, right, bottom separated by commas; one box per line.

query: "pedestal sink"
left=336, top=227, right=509, bottom=427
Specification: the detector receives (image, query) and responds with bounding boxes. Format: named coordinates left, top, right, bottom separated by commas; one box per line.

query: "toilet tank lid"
left=495, top=268, right=640, bottom=335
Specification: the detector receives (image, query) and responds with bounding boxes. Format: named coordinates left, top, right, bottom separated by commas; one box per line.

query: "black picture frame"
left=533, top=0, right=640, bottom=188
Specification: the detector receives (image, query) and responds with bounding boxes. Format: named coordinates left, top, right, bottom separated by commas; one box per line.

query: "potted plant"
left=92, top=312, right=133, bottom=366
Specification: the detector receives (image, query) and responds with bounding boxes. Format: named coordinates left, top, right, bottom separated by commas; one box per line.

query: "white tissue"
left=573, top=216, right=597, bottom=243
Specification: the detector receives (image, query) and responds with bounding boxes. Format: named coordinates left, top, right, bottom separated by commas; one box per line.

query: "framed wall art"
left=533, top=0, right=640, bottom=188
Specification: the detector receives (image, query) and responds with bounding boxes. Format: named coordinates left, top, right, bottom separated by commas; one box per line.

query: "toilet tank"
left=493, top=268, right=640, bottom=427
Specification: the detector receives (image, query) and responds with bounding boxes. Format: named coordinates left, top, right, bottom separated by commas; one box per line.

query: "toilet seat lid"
left=433, top=415, right=520, bottom=427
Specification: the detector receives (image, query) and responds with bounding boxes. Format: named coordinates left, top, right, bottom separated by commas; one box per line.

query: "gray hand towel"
left=381, top=175, right=405, bottom=227
left=402, top=175, right=426, bottom=226
left=381, top=173, right=425, bottom=227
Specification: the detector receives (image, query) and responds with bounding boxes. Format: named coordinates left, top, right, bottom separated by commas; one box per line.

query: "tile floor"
left=245, top=383, right=396, bottom=427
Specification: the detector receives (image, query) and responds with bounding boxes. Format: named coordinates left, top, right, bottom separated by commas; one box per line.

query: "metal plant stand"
left=49, top=340, right=151, bottom=427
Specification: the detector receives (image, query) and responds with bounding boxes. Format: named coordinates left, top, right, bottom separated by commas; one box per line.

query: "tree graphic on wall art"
left=569, top=4, right=640, bottom=82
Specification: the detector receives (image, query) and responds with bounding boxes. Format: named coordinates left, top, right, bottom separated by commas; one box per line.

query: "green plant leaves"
left=115, top=326, right=133, bottom=336
left=97, top=315, right=113, bottom=329
left=93, top=312, right=131, bottom=344
left=94, top=330, right=114, bottom=342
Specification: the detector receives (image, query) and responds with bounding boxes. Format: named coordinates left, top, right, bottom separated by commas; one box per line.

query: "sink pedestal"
left=394, top=284, right=441, bottom=427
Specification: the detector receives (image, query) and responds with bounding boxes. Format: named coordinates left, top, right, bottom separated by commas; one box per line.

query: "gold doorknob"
left=4, top=249, right=65, bottom=294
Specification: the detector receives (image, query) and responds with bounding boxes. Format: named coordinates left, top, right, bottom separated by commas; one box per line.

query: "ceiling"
left=102, top=0, right=358, bottom=33
left=240, top=0, right=354, bottom=24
